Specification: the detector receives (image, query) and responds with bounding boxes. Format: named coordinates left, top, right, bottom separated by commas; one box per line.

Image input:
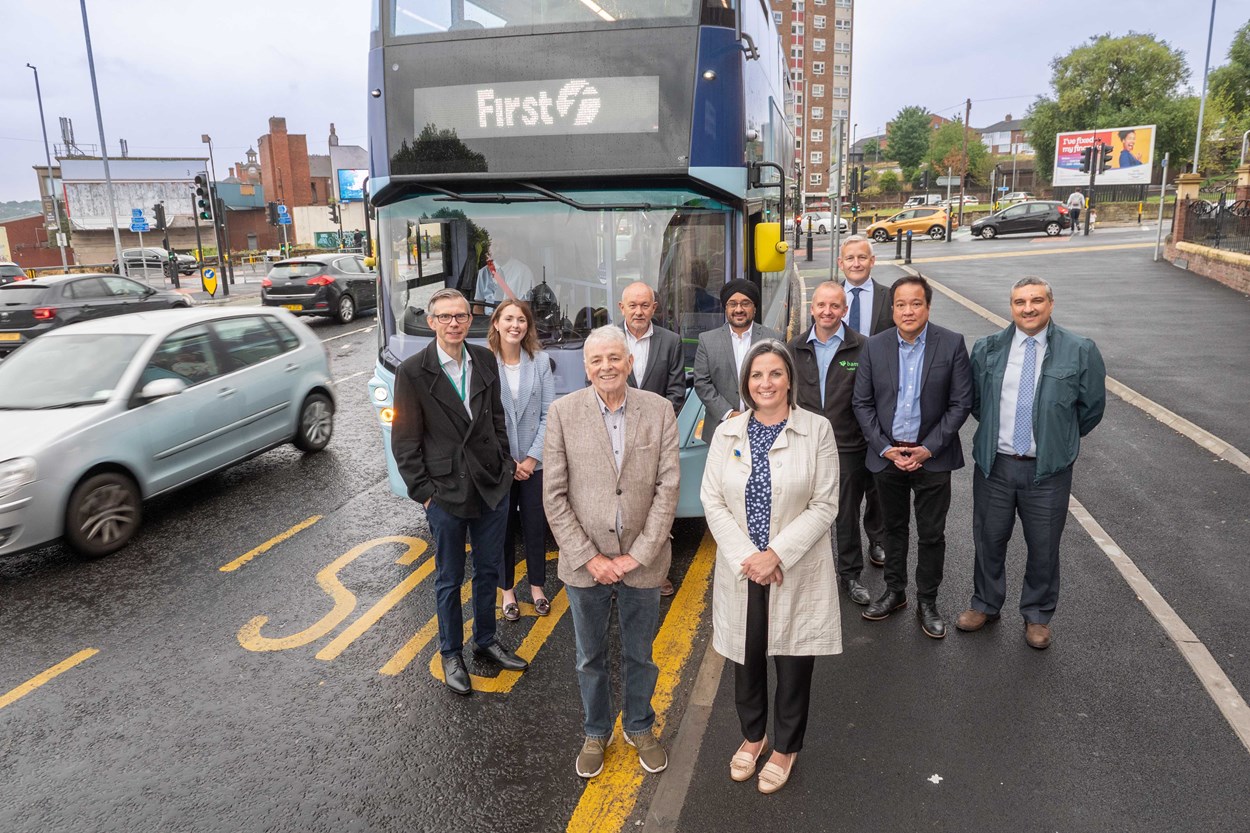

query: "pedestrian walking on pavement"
left=390, top=288, right=529, bottom=697
left=543, top=325, right=680, bottom=780
left=838, top=235, right=894, bottom=569
left=701, top=341, right=839, bottom=795
left=852, top=275, right=973, bottom=639
left=1066, top=190, right=1084, bottom=234
left=788, top=281, right=874, bottom=606
left=489, top=299, right=556, bottom=622
left=618, top=280, right=686, bottom=597
left=957, top=277, right=1106, bottom=649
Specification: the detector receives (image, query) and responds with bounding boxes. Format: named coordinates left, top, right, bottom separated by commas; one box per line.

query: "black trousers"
left=734, top=579, right=816, bottom=755
left=873, top=467, right=952, bottom=603
left=971, top=456, right=1073, bottom=624
left=500, top=469, right=548, bottom=591
left=834, top=448, right=885, bottom=580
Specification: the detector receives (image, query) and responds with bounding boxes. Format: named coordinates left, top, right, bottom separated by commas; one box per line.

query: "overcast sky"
left=0, top=0, right=1239, bottom=202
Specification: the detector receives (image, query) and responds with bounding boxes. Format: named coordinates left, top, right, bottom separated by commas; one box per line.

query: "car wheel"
left=64, top=472, right=142, bottom=558
left=872, top=229, right=890, bottom=242
left=980, top=226, right=997, bottom=240
left=335, top=294, right=356, bottom=324
left=818, top=224, right=827, bottom=234
left=294, top=392, right=334, bottom=452
left=1045, top=222, right=1062, bottom=236
left=928, top=225, right=946, bottom=240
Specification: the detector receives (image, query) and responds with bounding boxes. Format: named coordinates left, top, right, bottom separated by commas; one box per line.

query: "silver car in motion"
left=0, top=308, right=335, bottom=558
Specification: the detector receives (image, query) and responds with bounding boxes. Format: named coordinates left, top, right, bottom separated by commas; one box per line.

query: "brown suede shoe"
left=955, top=609, right=1000, bottom=632
left=1025, top=622, right=1052, bottom=650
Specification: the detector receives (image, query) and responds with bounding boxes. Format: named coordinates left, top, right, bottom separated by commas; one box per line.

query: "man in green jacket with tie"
left=956, top=277, right=1106, bottom=650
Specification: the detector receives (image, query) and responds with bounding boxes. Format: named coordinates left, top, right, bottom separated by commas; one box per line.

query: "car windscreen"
left=0, top=285, right=50, bottom=305
left=0, top=334, right=147, bottom=409
left=269, top=263, right=323, bottom=278
left=0, top=265, right=24, bottom=278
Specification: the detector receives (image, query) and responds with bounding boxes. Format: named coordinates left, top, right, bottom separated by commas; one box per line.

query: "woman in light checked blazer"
left=700, top=340, right=840, bottom=795
left=489, top=300, right=556, bottom=620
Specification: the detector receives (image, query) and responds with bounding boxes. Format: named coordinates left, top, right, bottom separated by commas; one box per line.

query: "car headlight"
left=0, top=457, right=37, bottom=499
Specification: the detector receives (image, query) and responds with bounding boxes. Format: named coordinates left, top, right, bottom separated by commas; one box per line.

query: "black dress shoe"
left=916, top=602, right=946, bottom=639
left=442, top=653, right=472, bottom=695
left=473, top=641, right=530, bottom=671
left=862, top=589, right=907, bottom=620
left=840, top=578, right=871, bottom=605
left=868, top=542, right=886, bottom=568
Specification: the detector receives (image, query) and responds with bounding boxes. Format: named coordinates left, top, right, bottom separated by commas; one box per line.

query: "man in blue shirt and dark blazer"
left=852, top=275, right=973, bottom=639
left=956, top=277, right=1105, bottom=650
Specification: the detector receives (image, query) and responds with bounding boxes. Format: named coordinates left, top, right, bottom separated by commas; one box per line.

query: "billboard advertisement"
left=1053, top=125, right=1156, bottom=186
left=337, top=169, right=369, bottom=202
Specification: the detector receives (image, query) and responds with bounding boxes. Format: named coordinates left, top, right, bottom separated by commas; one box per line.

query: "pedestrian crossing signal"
left=194, top=175, right=214, bottom=222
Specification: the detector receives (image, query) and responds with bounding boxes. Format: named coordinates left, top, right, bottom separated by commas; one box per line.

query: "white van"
left=902, top=194, right=944, bottom=208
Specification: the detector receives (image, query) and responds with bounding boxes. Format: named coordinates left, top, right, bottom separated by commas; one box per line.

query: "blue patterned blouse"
left=744, top=416, right=787, bottom=551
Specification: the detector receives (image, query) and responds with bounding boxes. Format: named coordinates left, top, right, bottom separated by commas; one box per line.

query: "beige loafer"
left=757, top=754, right=795, bottom=795
left=730, top=737, right=768, bottom=782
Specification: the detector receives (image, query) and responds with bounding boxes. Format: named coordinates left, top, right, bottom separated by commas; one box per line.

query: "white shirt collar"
left=436, top=342, right=471, bottom=368
left=729, top=323, right=753, bottom=342
left=624, top=323, right=654, bottom=343
left=1013, top=325, right=1049, bottom=351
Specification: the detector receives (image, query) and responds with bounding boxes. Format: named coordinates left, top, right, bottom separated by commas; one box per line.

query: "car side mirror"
left=140, top=378, right=187, bottom=401
left=144, top=286, right=158, bottom=296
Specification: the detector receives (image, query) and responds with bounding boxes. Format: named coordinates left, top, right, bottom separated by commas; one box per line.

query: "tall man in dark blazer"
left=789, top=281, right=873, bottom=605
left=839, top=235, right=893, bottom=568
left=391, top=288, right=529, bottom=696
left=619, top=280, right=686, bottom=596
left=692, top=279, right=781, bottom=443
left=957, top=277, right=1105, bottom=650
left=852, top=275, right=973, bottom=639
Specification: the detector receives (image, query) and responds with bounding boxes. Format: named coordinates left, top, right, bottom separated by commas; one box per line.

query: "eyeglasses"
left=431, top=313, right=471, bottom=324
left=725, top=300, right=755, bottom=310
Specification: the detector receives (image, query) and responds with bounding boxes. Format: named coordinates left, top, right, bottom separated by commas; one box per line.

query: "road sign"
left=937, top=176, right=960, bottom=186
left=131, top=208, right=145, bottom=218
left=201, top=267, right=218, bottom=297
left=130, top=221, right=150, bottom=233
left=56, top=233, right=67, bottom=247
left=278, top=214, right=292, bottom=226
left=277, top=204, right=288, bottom=215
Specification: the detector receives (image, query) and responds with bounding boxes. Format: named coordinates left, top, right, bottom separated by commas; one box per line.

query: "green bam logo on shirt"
left=838, top=360, right=859, bottom=372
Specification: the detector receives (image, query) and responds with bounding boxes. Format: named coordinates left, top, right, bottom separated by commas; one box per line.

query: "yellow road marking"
left=0, top=649, right=100, bottom=711
left=907, top=240, right=1153, bottom=264
left=220, top=515, right=323, bottom=572
left=238, top=536, right=426, bottom=652
left=566, top=531, right=717, bottom=833
left=315, top=541, right=432, bottom=661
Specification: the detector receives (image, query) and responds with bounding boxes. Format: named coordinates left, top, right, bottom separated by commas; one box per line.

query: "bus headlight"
left=380, top=407, right=395, bottom=426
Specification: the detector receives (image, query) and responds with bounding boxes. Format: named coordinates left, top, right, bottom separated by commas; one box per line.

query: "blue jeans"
left=426, top=496, right=508, bottom=657
left=565, top=582, right=661, bottom=739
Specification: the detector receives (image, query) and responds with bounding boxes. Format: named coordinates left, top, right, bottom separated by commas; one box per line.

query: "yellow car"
left=865, top=207, right=957, bottom=242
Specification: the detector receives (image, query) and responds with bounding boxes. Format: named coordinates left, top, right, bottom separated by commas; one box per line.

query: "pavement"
left=3, top=236, right=1249, bottom=832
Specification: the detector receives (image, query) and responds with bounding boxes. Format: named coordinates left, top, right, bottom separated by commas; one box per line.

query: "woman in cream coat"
left=700, top=340, right=839, bottom=795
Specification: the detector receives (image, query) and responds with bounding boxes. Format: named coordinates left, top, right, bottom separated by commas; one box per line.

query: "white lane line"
left=333, top=370, right=367, bottom=385
left=1068, top=495, right=1250, bottom=756
left=321, top=325, right=374, bottom=343
left=910, top=269, right=1250, bottom=476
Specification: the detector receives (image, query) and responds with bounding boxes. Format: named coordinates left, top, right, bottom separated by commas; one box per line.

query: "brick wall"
left=224, top=209, right=281, bottom=252
left=258, top=117, right=314, bottom=208
left=1, top=215, right=72, bottom=269
left=1164, top=240, right=1250, bottom=296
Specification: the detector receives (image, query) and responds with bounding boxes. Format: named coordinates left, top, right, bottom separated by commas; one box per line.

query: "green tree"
left=886, top=106, right=932, bottom=169
left=927, top=120, right=990, bottom=185
left=1208, top=20, right=1250, bottom=118
left=1025, top=33, right=1196, bottom=179
left=876, top=170, right=900, bottom=193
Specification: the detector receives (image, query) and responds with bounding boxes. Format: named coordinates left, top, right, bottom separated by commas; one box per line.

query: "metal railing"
left=1178, top=196, right=1250, bottom=254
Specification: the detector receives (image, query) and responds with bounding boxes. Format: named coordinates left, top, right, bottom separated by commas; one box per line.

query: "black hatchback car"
left=261, top=254, right=377, bottom=324
left=0, top=273, right=191, bottom=357
left=970, top=201, right=1072, bottom=239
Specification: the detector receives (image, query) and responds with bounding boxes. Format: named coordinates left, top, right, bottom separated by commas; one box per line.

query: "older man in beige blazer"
left=544, top=324, right=680, bottom=780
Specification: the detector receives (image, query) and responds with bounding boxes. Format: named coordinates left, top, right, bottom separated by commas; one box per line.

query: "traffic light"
left=1079, top=146, right=1093, bottom=174
left=328, top=203, right=340, bottom=224
left=267, top=201, right=279, bottom=226
left=849, top=167, right=860, bottom=193
left=194, top=175, right=213, bottom=222
left=919, top=170, right=930, bottom=189
left=153, top=203, right=167, bottom=231
left=1099, top=143, right=1113, bottom=174
left=859, top=165, right=868, bottom=190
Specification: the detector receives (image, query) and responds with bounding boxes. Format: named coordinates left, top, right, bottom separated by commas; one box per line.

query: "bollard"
left=904, top=230, right=913, bottom=265
left=805, top=229, right=814, bottom=262
left=945, top=212, right=953, bottom=244
left=851, top=217, right=858, bottom=235
left=1138, top=202, right=1143, bottom=224
left=895, top=231, right=903, bottom=260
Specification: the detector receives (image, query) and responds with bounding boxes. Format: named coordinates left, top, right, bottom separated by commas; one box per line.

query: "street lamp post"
left=78, top=0, right=124, bottom=271
left=1192, top=0, right=1218, bottom=173
left=26, top=65, right=68, bottom=270
left=202, top=134, right=233, bottom=287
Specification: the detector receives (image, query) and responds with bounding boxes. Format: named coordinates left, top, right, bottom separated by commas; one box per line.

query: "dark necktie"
left=850, top=286, right=864, bottom=334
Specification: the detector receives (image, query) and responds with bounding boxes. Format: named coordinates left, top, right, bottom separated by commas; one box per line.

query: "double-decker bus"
left=366, top=0, right=802, bottom=516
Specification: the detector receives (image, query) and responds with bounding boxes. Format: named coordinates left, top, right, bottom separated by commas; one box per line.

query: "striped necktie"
left=1012, top=337, right=1037, bottom=455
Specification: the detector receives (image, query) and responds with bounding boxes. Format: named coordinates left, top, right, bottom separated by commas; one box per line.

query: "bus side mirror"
left=754, top=222, right=788, bottom=273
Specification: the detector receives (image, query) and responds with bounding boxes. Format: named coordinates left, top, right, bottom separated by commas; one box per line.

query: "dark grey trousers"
left=971, top=455, right=1074, bottom=624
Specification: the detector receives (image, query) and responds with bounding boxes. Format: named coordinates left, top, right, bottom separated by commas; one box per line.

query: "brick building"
left=0, top=213, right=68, bottom=270
left=771, top=0, right=855, bottom=206
left=257, top=117, right=317, bottom=208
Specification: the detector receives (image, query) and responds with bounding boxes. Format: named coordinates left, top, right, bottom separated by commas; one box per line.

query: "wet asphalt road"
left=4, top=232, right=1250, bottom=832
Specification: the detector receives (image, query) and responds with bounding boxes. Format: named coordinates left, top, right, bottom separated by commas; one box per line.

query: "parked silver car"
left=0, top=308, right=334, bottom=558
